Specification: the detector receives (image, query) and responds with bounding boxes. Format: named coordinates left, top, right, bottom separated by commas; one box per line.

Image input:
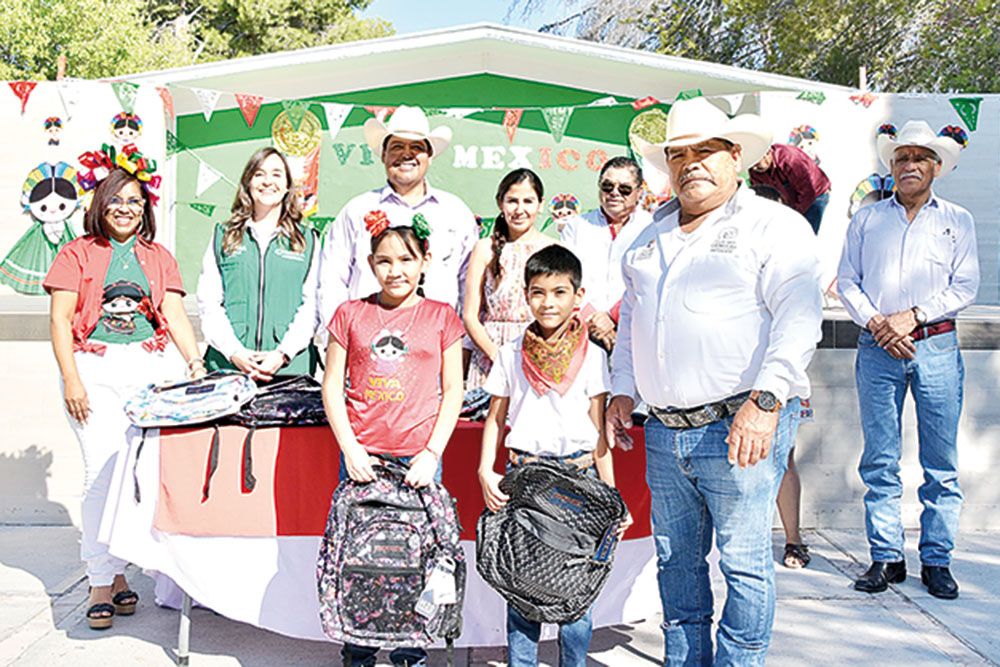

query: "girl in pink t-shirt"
left=323, top=219, right=465, bottom=488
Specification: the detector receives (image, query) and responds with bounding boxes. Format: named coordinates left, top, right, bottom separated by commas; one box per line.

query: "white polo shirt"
left=610, top=186, right=823, bottom=409
left=483, top=335, right=610, bottom=457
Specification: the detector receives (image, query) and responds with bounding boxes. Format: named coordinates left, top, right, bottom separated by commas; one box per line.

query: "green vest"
left=204, top=223, right=318, bottom=376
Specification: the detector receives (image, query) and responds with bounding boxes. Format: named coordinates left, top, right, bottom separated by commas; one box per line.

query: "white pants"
left=64, top=343, right=182, bottom=586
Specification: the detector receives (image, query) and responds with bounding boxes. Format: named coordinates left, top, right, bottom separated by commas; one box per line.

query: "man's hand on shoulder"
left=726, top=397, right=779, bottom=468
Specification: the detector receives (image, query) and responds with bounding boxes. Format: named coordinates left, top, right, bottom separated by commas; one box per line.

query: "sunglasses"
left=600, top=181, right=635, bottom=196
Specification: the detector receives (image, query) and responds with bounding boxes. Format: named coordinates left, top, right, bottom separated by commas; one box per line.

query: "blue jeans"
left=803, top=191, right=829, bottom=234
left=507, top=604, right=593, bottom=667
left=855, top=329, right=963, bottom=567
left=339, top=452, right=441, bottom=666
left=645, top=399, right=799, bottom=666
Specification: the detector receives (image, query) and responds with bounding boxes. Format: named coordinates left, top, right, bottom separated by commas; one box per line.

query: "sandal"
left=112, top=589, right=139, bottom=616
left=783, top=543, right=811, bottom=569
left=87, top=603, right=115, bottom=630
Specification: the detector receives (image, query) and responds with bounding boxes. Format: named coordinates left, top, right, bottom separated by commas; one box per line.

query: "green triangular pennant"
left=797, top=91, right=826, bottom=105
left=111, top=81, right=139, bottom=113
left=307, top=216, right=336, bottom=237
left=541, top=106, right=574, bottom=143
left=676, top=89, right=703, bottom=101
left=165, top=130, right=181, bottom=157
left=188, top=202, right=216, bottom=217
left=281, top=99, right=311, bottom=131
left=949, top=97, right=981, bottom=131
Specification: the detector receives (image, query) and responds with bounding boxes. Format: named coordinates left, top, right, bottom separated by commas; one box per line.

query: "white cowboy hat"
left=363, top=105, right=452, bottom=158
left=635, top=97, right=772, bottom=173
left=877, top=120, right=961, bottom=176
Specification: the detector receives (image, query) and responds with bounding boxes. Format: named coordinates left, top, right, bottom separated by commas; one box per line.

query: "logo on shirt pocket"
left=709, top=226, right=738, bottom=254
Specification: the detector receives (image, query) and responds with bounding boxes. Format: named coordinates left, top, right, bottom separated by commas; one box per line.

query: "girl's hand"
left=478, top=468, right=509, bottom=512
left=253, top=350, right=286, bottom=380
left=63, top=376, right=90, bottom=425
left=404, top=449, right=439, bottom=488
left=230, top=350, right=264, bottom=378
left=343, top=446, right=377, bottom=483
left=616, top=510, right=634, bottom=540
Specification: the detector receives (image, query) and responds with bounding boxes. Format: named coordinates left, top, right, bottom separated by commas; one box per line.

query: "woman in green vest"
left=197, top=147, right=319, bottom=380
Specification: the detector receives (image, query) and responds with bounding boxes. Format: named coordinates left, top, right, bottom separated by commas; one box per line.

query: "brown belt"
left=911, top=319, right=955, bottom=342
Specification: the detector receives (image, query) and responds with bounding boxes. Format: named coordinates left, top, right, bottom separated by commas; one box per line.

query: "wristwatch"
left=912, top=306, right=928, bottom=326
left=752, top=390, right=781, bottom=412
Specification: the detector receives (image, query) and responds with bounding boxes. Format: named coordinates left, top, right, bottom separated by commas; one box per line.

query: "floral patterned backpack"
left=317, top=459, right=465, bottom=664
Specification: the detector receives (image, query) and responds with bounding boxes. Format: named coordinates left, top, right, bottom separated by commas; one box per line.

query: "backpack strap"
left=132, top=428, right=147, bottom=503
left=241, top=427, right=257, bottom=493
left=201, top=425, right=221, bottom=502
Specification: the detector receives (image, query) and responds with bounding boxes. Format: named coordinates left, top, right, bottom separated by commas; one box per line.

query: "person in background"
left=44, top=157, right=204, bottom=630
left=838, top=121, right=977, bottom=600
left=750, top=143, right=831, bottom=234
left=464, top=168, right=556, bottom=389
left=197, top=147, right=319, bottom=380
left=560, top=157, right=652, bottom=352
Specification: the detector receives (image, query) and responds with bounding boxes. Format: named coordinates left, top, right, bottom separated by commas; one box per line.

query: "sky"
left=357, top=0, right=583, bottom=35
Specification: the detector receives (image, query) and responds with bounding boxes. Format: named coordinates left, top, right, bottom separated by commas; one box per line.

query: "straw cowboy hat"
left=877, top=120, right=962, bottom=176
left=363, top=105, right=452, bottom=157
left=636, top=97, right=772, bottom=173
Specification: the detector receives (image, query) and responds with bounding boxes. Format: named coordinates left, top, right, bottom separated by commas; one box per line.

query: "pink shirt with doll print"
left=328, top=294, right=465, bottom=457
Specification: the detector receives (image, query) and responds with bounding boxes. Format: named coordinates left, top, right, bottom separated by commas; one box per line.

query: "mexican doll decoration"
left=0, top=163, right=81, bottom=295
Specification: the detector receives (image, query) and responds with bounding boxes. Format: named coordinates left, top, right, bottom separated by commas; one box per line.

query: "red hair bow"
left=364, top=210, right=390, bottom=236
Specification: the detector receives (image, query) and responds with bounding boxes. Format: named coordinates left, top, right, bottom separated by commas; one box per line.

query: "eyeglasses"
left=600, top=181, right=635, bottom=196
left=108, top=196, right=144, bottom=209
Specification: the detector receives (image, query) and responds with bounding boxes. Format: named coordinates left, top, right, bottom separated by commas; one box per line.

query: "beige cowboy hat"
left=363, top=105, right=452, bottom=158
left=877, top=120, right=961, bottom=176
left=635, top=97, right=772, bottom=173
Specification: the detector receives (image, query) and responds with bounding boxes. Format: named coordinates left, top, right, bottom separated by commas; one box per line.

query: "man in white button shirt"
left=560, top=156, right=653, bottom=350
left=318, top=106, right=478, bottom=330
left=837, top=120, right=978, bottom=600
left=605, top=97, right=822, bottom=665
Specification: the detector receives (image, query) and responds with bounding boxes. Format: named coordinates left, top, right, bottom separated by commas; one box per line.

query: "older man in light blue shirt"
left=837, top=120, right=978, bottom=600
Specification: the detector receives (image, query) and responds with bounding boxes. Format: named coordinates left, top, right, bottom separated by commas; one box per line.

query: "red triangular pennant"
left=156, top=87, right=174, bottom=120
left=235, top=93, right=264, bottom=128
left=502, top=108, right=524, bottom=144
left=8, top=81, right=37, bottom=114
left=631, top=96, right=660, bottom=111
left=364, top=105, right=396, bottom=123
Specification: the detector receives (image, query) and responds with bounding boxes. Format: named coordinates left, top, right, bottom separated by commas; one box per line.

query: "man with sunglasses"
left=605, top=98, right=822, bottom=665
left=838, top=120, right=978, bottom=600
left=749, top=142, right=830, bottom=233
left=560, top=156, right=652, bottom=350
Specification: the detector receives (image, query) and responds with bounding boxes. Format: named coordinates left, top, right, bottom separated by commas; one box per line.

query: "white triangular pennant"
left=441, top=107, right=481, bottom=119
left=712, top=94, right=745, bottom=115
left=195, top=159, right=222, bottom=197
left=191, top=87, right=221, bottom=123
left=320, top=103, right=352, bottom=141
left=588, top=96, right=618, bottom=107
left=57, top=80, right=83, bottom=121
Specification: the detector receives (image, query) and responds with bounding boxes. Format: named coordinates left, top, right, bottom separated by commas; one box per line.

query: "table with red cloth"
left=100, top=420, right=658, bottom=647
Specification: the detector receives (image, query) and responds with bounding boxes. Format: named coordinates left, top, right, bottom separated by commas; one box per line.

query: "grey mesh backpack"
left=476, top=460, right=628, bottom=624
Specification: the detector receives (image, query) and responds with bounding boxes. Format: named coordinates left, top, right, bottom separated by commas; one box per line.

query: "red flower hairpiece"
left=364, top=210, right=390, bottom=236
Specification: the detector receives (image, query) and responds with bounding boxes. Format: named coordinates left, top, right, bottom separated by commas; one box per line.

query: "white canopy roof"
left=123, top=23, right=854, bottom=116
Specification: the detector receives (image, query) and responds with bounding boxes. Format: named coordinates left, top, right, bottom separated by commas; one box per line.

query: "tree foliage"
left=0, top=0, right=392, bottom=81
left=511, top=0, right=1000, bottom=92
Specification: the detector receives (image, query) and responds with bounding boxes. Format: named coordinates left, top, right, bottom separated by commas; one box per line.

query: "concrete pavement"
left=1, top=526, right=996, bottom=666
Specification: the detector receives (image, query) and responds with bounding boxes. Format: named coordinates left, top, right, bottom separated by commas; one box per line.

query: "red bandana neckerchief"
left=521, top=313, right=588, bottom=397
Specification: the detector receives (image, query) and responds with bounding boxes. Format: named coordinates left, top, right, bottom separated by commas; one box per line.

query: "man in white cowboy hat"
left=318, top=105, right=478, bottom=327
left=605, top=96, right=822, bottom=665
left=837, top=120, right=978, bottom=600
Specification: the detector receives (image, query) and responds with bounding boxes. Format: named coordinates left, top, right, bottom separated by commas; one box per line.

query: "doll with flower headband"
left=110, top=112, right=142, bottom=149
left=43, top=144, right=204, bottom=631
left=0, top=162, right=81, bottom=295
left=320, top=217, right=464, bottom=667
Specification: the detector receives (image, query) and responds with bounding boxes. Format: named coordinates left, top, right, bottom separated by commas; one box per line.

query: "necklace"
left=374, top=293, right=421, bottom=340
left=113, top=239, right=135, bottom=271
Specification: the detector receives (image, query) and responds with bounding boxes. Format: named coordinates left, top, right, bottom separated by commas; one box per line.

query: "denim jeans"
left=507, top=604, right=593, bottom=667
left=504, top=452, right=596, bottom=666
left=803, top=191, right=829, bottom=234
left=855, top=329, right=964, bottom=567
left=645, top=399, right=799, bottom=666
left=339, top=453, right=441, bottom=666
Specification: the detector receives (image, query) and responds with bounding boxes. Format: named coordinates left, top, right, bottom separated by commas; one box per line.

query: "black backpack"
left=476, top=460, right=628, bottom=624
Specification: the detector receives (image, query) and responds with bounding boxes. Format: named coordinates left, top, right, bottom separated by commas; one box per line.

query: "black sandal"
left=87, top=603, right=115, bottom=630
left=112, top=589, right=139, bottom=616
left=783, top=543, right=811, bottom=568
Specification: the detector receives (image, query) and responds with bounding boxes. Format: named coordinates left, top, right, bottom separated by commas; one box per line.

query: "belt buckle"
left=686, top=406, right=716, bottom=428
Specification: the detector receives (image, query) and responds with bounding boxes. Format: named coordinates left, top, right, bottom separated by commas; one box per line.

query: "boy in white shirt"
left=477, top=244, right=630, bottom=667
